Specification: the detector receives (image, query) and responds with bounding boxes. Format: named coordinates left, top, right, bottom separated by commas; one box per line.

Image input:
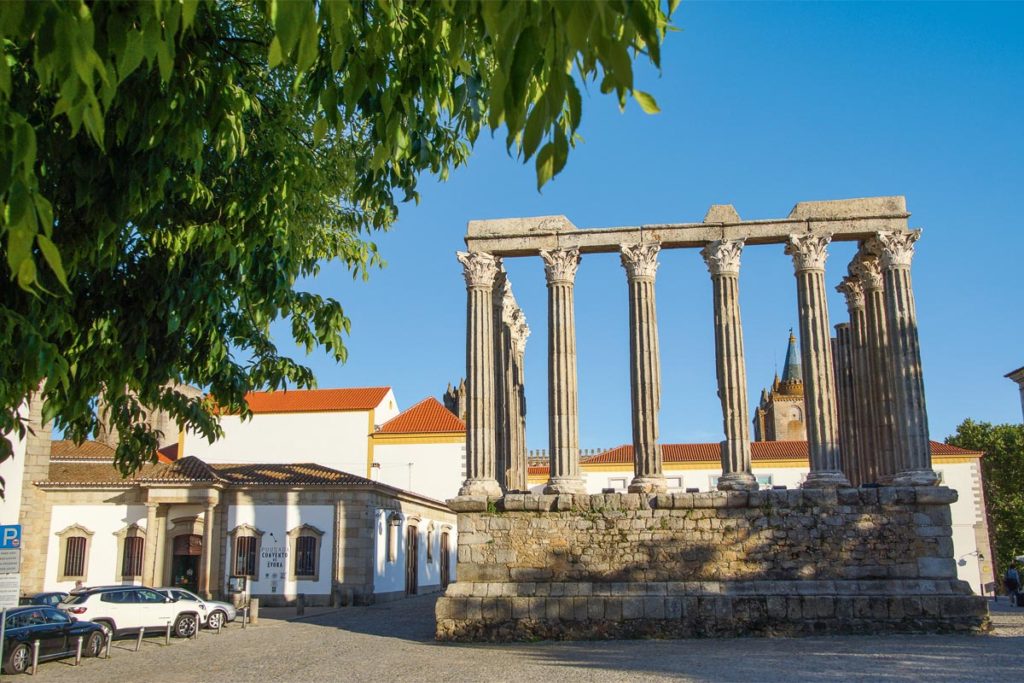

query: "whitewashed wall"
left=186, top=390, right=399, bottom=474
left=0, top=422, right=27, bottom=526
left=45, top=504, right=147, bottom=591
left=372, top=509, right=455, bottom=597
left=373, top=442, right=464, bottom=501
left=224, top=504, right=334, bottom=600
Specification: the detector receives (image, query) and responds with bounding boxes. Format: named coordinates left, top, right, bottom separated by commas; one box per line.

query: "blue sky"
left=281, top=2, right=1024, bottom=450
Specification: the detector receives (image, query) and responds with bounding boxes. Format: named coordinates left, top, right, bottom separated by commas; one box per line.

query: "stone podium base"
left=435, top=488, right=990, bottom=641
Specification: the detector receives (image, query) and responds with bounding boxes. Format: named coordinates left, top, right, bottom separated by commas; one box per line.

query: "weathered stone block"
left=918, top=557, right=957, bottom=578
left=622, top=597, right=644, bottom=620
left=916, top=486, right=957, bottom=505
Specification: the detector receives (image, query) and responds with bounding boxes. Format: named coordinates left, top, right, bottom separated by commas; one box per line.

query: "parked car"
left=58, top=586, right=202, bottom=639
left=2, top=606, right=105, bottom=674
left=18, top=592, right=69, bottom=607
left=154, top=587, right=237, bottom=630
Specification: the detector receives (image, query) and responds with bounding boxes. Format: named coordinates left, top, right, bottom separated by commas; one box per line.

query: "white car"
left=59, top=586, right=202, bottom=638
left=155, top=587, right=237, bottom=630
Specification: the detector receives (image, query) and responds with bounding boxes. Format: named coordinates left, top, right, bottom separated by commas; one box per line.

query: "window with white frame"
left=57, top=524, right=94, bottom=582
left=288, top=524, right=324, bottom=581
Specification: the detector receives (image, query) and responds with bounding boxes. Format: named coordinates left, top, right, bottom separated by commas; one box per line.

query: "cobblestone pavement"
left=22, top=596, right=1024, bottom=682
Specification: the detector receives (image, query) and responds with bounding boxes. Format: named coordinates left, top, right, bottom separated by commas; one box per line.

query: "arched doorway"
left=171, top=534, right=202, bottom=592
left=405, top=525, right=418, bottom=596
left=440, top=531, right=450, bottom=590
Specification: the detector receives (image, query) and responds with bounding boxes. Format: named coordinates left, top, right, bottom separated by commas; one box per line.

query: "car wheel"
left=174, top=613, right=198, bottom=638
left=3, top=643, right=30, bottom=675
left=84, top=631, right=104, bottom=657
left=206, top=610, right=225, bottom=630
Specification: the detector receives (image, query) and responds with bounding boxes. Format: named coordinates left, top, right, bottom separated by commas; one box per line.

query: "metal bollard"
left=249, top=598, right=259, bottom=625
left=297, top=593, right=306, bottom=617
left=31, top=640, right=40, bottom=675
left=104, top=631, right=112, bottom=659
left=216, top=618, right=222, bottom=635
left=192, top=618, right=199, bottom=640
left=165, top=622, right=172, bottom=645
left=242, top=606, right=247, bottom=630
left=75, top=635, right=83, bottom=665
left=135, top=627, right=145, bottom=652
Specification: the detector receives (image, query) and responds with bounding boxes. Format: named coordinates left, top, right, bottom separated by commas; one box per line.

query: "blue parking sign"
left=0, top=525, right=21, bottom=549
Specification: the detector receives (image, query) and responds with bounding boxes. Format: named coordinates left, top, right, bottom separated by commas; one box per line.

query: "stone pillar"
left=17, top=387, right=53, bottom=595
left=507, top=309, right=530, bottom=492
left=142, top=502, right=160, bottom=587
left=785, top=234, right=850, bottom=488
left=874, top=230, right=938, bottom=486
left=836, top=275, right=873, bottom=484
left=540, top=248, right=586, bottom=495
left=492, top=269, right=510, bottom=492
left=620, top=243, right=667, bottom=493
left=831, top=324, right=858, bottom=485
left=851, top=252, right=898, bottom=483
left=700, top=240, right=757, bottom=491
left=200, top=502, right=216, bottom=599
left=456, top=251, right=502, bottom=498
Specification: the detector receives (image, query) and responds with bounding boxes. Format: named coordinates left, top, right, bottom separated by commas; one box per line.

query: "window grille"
left=64, top=537, right=87, bottom=577
left=295, top=536, right=317, bottom=577
left=121, top=536, right=144, bottom=577
left=234, top=536, right=257, bottom=576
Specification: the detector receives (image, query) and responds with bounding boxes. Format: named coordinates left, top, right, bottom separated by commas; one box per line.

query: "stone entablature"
left=436, top=488, right=989, bottom=640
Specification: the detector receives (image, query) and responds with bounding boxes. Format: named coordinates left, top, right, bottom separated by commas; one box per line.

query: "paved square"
left=23, top=597, right=1023, bottom=682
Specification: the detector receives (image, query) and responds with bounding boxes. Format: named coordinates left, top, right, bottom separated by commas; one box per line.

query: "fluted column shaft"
left=541, top=248, right=586, bottom=495
left=837, top=275, right=873, bottom=485
left=786, top=234, right=850, bottom=488
left=621, top=243, right=666, bottom=493
left=456, top=251, right=502, bottom=498
left=492, top=271, right=510, bottom=492
left=853, top=253, right=897, bottom=483
left=832, top=324, right=858, bottom=484
left=507, top=312, right=530, bottom=491
left=701, top=240, right=757, bottom=491
left=876, top=230, right=938, bottom=486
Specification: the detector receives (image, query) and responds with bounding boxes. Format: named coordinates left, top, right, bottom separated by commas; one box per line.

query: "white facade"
left=186, top=389, right=399, bottom=475
left=44, top=504, right=148, bottom=591
left=373, top=441, right=464, bottom=501
left=372, top=508, right=455, bottom=598
left=0, top=422, right=27, bottom=526
left=225, top=503, right=335, bottom=601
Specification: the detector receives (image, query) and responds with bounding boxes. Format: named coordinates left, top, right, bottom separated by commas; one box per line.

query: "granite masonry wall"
left=435, top=487, right=989, bottom=640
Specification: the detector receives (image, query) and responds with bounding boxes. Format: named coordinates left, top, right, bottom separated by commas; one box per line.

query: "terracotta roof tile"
left=42, top=456, right=217, bottom=486
left=236, top=387, right=391, bottom=414
left=209, top=463, right=375, bottom=486
left=377, top=397, right=465, bottom=434
left=50, top=440, right=115, bottom=461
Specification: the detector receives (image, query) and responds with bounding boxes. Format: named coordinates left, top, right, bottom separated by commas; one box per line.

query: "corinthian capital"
left=619, top=242, right=661, bottom=280
left=540, top=248, right=581, bottom=285
left=850, top=252, right=884, bottom=291
left=457, top=251, right=500, bottom=289
left=700, top=239, right=744, bottom=277
left=872, top=229, right=921, bottom=269
left=836, top=276, right=865, bottom=310
left=785, top=233, right=832, bottom=272
left=509, top=309, right=530, bottom=356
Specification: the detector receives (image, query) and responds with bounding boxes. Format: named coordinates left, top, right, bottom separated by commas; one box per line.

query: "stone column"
left=831, top=324, right=858, bottom=485
left=142, top=502, right=160, bottom=587
left=492, top=269, right=510, bottom=492
left=621, top=243, right=667, bottom=493
left=540, top=248, right=586, bottom=495
left=200, top=502, right=216, bottom=599
left=874, top=230, right=938, bottom=486
left=456, top=251, right=503, bottom=498
left=785, top=233, right=850, bottom=488
left=851, top=252, right=898, bottom=483
left=836, top=276, right=873, bottom=484
left=700, top=240, right=757, bottom=491
left=507, top=310, right=530, bottom=492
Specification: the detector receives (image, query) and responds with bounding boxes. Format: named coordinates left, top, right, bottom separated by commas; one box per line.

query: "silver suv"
left=155, top=587, right=237, bottom=630
left=59, top=586, right=201, bottom=638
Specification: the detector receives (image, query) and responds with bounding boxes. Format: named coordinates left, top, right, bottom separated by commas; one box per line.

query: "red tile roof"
left=526, top=440, right=982, bottom=473
left=238, top=387, right=391, bottom=414
left=376, top=397, right=465, bottom=434
left=50, top=440, right=115, bottom=461
left=209, top=463, right=376, bottom=486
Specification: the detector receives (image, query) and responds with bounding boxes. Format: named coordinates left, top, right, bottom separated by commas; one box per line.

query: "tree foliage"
left=946, top=419, right=1024, bottom=577
left=0, top=0, right=675, bottom=484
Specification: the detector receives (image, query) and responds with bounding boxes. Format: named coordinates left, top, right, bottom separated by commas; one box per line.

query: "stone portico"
left=437, top=196, right=989, bottom=640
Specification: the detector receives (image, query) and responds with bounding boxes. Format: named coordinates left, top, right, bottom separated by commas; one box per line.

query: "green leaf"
left=633, top=89, right=661, bottom=114
left=268, top=36, right=283, bottom=69
left=36, top=234, right=70, bottom=291
left=535, top=141, right=555, bottom=190
left=16, top=257, right=36, bottom=289
left=181, top=0, right=200, bottom=32
left=313, top=117, right=328, bottom=144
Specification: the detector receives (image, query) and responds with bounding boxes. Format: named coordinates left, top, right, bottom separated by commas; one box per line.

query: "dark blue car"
left=19, top=592, right=70, bottom=607
left=2, top=606, right=105, bottom=674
